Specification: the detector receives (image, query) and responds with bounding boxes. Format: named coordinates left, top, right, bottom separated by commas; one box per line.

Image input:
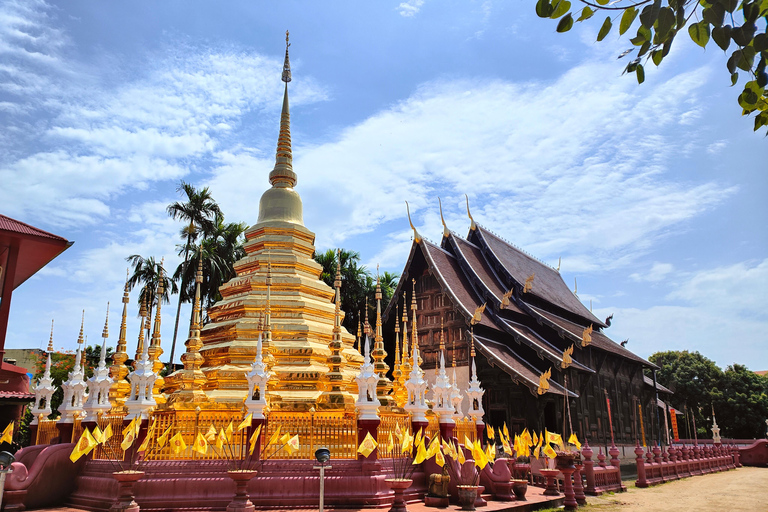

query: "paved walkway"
left=580, top=466, right=768, bottom=512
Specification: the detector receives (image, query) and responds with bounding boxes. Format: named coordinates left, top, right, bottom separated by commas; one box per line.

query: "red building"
left=0, top=214, right=72, bottom=437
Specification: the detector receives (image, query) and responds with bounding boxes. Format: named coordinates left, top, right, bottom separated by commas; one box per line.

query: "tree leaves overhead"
left=535, top=0, right=768, bottom=134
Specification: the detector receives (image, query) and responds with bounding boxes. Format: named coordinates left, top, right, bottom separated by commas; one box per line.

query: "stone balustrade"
left=635, top=441, right=738, bottom=487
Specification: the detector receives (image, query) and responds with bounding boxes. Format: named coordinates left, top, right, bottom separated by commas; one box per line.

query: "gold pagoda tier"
left=199, top=33, right=363, bottom=411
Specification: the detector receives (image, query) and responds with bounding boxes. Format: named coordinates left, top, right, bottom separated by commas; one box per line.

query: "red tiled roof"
left=0, top=390, right=35, bottom=400
left=0, top=214, right=68, bottom=242
left=473, top=226, right=604, bottom=326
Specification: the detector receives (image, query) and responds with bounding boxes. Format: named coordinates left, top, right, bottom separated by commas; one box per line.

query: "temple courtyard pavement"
left=29, top=466, right=766, bottom=512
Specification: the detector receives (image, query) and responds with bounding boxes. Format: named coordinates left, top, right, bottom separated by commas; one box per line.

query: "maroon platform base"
left=69, top=459, right=413, bottom=511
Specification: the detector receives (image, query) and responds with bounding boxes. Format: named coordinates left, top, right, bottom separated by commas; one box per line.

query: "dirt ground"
left=572, top=466, right=768, bottom=512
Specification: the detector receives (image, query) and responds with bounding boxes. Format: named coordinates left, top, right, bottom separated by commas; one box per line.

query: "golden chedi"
left=199, top=33, right=364, bottom=411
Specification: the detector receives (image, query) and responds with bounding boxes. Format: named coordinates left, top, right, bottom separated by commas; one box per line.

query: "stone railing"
left=635, top=441, right=739, bottom=487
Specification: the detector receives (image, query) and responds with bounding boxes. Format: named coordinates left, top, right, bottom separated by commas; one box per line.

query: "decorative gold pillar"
left=109, top=271, right=132, bottom=413
left=371, top=271, right=394, bottom=407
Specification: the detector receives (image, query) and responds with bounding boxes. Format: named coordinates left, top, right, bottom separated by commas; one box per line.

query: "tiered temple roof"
left=384, top=206, right=655, bottom=400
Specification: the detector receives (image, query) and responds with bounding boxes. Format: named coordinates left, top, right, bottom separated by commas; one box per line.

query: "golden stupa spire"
left=269, top=30, right=296, bottom=189
left=47, top=319, right=54, bottom=352
left=392, top=302, right=404, bottom=406
left=356, top=314, right=362, bottom=353
left=149, top=259, right=166, bottom=404
left=364, top=297, right=371, bottom=337
left=110, top=270, right=131, bottom=412
left=167, top=256, right=208, bottom=403
left=371, top=266, right=393, bottom=407
left=319, top=249, right=353, bottom=409
left=394, top=303, right=401, bottom=367
left=410, top=279, right=421, bottom=368
left=440, top=317, right=445, bottom=352
left=400, top=291, right=411, bottom=379
left=134, top=295, right=147, bottom=365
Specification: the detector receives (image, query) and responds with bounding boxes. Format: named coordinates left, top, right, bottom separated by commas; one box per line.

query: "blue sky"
left=1, top=0, right=766, bottom=371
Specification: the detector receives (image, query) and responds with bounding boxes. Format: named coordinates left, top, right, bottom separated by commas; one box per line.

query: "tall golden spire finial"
left=47, top=319, right=54, bottom=352
left=371, top=264, right=393, bottom=406
left=439, top=197, right=449, bottom=238
left=102, top=302, right=110, bottom=339
left=440, top=317, right=445, bottom=352
left=269, top=31, right=296, bottom=189
left=401, top=291, right=409, bottom=364
left=77, top=310, right=85, bottom=347
left=465, top=194, right=477, bottom=231
left=135, top=295, right=147, bottom=363
left=405, top=201, right=422, bottom=243
left=364, top=296, right=370, bottom=336
left=110, top=271, right=131, bottom=412
left=356, top=313, right=362, bottom=353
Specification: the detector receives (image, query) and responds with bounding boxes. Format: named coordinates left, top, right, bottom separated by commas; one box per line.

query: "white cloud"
left=630, top=262, right=675, bottom=283
left=596, top=259, right=768, bottom=369
left=397, top=0, right=425, bottom=17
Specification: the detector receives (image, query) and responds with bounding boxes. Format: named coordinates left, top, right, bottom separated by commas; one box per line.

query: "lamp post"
left=0, top=450, right=16, bottom=510
left=314, top=447, right=331, bottom=512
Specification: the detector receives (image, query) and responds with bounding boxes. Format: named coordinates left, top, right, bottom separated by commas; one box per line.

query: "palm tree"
left=174, top=220, right=247, bottom=323
left=314, top=249, right=398, bottom=333
left=125, top=255, right=176, bottom=340
left=166, top=181, right=222, bottom=368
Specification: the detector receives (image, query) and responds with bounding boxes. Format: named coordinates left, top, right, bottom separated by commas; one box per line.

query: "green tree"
left=711, top=364, right=768, bottom=438
left=166, top=181, right=223, bottom=368
left=125, top=255, right=176, bottom=341
left=536, top=0, right=768, bottom=133
left=649, top=350, right=723, bottom=436
left=314, top=249, right=399, bottom=334
left=173, top=219, right=248, bottom=321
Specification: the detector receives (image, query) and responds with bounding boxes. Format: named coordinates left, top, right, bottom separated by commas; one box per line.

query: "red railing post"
left=582, top=441, right=596, bottom=495
left=634, top=442, right=648, bottom=488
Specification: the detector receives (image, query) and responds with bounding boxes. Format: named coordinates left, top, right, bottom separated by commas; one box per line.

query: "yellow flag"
left=533, top=431, right=539, bottom=446
left=249, top=424, right=262, bottom=455
left=458, top=444, right=466, bottom=464
left=157, top=425, right=172, bottom=448
left=473, top=442, right=489, bottom=470
left=267, top=425, right=282, bottom=447
left=543, top=443, right=557, bottom=459
left=568, top=433, right=582, bottom=451
left=237, top=413, right=253, bottom=432
left=425, top=435, right=440, bottom=459
left=412, top=440, right=428, bottom=464
left=487, top=426, right=495, bottom=440
left=103, top=423, right=113, bottom=442
left=435, top=446, right=445, bottom=467
left=486, top=443, right=496, bottom=460
left=442, top=439, right=453, bottom=459
left=192, top=432, right=208, bottom=455
left=357, top=431, right=378, bottom=458
left=137, top=420, right=156, bottom=453
left=121, top=427, right=137, bottom=451
left=225, top=421, right=234, bottom=442
left=385, top=432, right=395, bottom=453
left=395, top=422, right=403, bottom=442
left=414, top=427, right=423, bottom=449
left=522, top=428, right=532, bottom=447
left=170, top=432, right=187, bottom=454
left=279, top=432, right=292, bottom=446
left=122, top=418, right=136, bottom=437
left=401, top=431, right=413, bottom=454
left=0, top=422, right=13, bottom=444
left=285, top=434, right=300, bottom=455
left=205, top=424, right=218, bottom=442
left=70, top=428, right=97, bottom=462
left=92, top=425, right=104, bottom=445
left=503, top=423, right=510, bottom=441
left=216, top=428, right=227, bottom=450
left=500, top=434, right=512, bottom=456
left=464, top=435, right=474, bottom=453
left=546, top=430, right=563, bottom=449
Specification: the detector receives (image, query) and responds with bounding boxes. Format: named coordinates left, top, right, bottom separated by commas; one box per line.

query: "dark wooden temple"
left=382, top=214, right=670, bottom=447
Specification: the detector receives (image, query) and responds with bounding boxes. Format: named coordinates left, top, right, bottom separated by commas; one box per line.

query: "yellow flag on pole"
left=237, top=413, right=253, bottom=432
left=285, top=434, right=300, bottom=455
left=0, top=422, right=13, bottom=444
left=395, top=422, right=403, bottom=442
left=487, top=426, right=495, bottom=440
left=122, top=418, right=136, bottom=437
left=472, top=442, right=489, bottom=470
left=137, top=420, right=156, bottom=453
left=102, top=423, right=113, bottom=443
left=267, top=425, right=282, bottom=447
left=458, top=444, right=466, bottom=464
left=500, top=434, right=512, bottom=456
left=543, top=443, right=557, bottom=459
left=216, top=428, right=227, bottom=450
left=70, top=428, right=97, bottom=462
left=205, top=424, right=217, bottom=442
left=279, top=432, right=292, bottom=445
left=357, top=431, right=378, bottom=458
left=92, top=425, right=104, bottom=445
left=568, top=433, right=582, bottom=451
left=412, top=439, right=428, bottom=464
left=464, top=435, right=474, bottom=453
left=192, top=432, right=208, bottom=455
left=425, top=435, right=440, bottom=459
left=225, top=421, right=234, bottom=442
left=121, top=426, right=137, bottom=451
left=435, top=446, right=446, bottom=467
left=503, top=423, right=510, bottom=441
left=157, top=425, right=172, bottom=448
left=401, top=430, right=413, bottom=454
left=414, top=427, right=423, bottom=448
left=170, top=432, right=187, bottom=454
left=249, top=424, right=262, bottom=455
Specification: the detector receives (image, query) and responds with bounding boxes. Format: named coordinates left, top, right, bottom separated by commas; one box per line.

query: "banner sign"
left=669, top=407, right=680, bottom=441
